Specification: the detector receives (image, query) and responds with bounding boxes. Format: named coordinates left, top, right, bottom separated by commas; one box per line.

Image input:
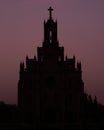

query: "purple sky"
left=0, top=0, right=104, bottom=104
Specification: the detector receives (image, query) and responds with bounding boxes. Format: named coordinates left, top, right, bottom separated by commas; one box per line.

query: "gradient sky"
left=0, top=0, right=104, bottom=104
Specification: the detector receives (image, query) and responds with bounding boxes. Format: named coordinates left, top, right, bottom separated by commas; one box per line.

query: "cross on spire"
left=48, top=6, right=54, bottom=19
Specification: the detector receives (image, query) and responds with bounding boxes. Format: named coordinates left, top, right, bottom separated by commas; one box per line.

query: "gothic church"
left=18, top=7, right=103, bottom=129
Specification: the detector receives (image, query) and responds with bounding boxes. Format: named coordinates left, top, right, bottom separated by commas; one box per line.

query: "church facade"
left=18, top=7, right=85, bottom=128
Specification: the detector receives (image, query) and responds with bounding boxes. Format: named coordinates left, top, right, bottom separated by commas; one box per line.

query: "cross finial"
left=48, top=6, right=53, bottom=19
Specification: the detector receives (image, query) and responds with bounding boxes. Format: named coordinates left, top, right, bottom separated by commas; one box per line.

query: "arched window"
left=49, top=31, right=52, bottom=43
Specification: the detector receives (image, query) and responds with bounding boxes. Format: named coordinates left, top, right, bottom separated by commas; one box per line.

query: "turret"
left=77, top=62, right=82, bottom=72
left=20, top=62, right=24, bottom=73
left=20, top=62, right=24, bottom=80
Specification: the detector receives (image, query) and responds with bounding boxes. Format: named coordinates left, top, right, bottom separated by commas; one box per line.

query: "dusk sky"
left=0, top=0, right=104, bottom=104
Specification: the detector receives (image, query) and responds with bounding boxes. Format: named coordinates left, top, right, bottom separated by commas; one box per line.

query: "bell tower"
left=38, top=7, right=64, bottom=62
left=43, top=6, right=58, bottom=47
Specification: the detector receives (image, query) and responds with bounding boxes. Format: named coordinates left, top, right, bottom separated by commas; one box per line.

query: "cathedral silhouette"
left=17, top=7, right=104, bottom=130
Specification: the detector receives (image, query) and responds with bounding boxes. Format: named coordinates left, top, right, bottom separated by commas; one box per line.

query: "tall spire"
left=43, top=6, right=58, bottom=47
left=48, top=6, right=53, bottom=19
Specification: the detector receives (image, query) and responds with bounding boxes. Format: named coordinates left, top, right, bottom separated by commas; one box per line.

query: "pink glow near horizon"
left=0, top=0, right=104, bottom=104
